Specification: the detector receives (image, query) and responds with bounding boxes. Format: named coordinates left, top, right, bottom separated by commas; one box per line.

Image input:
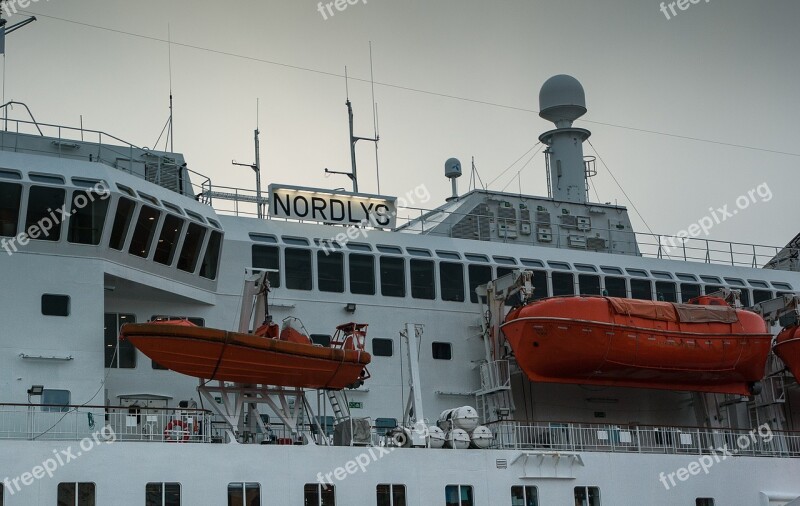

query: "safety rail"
left=486, top=421, right=800, bottom=458
left=0, top=404, right=212, bottom=443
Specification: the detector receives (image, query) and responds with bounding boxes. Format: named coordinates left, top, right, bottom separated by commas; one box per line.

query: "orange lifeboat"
left=501, top=296, right=772, bottom=395
left=120, top=319, right=371, bottom=390
left=775, top=326, right=800, bottom=381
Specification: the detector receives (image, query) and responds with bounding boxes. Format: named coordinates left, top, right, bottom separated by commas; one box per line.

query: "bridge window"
left=154, top=215, right=185, bottom=265
left=145, top=482, right=181, bottom=506
left=68, top=190, right=110, bottom=245
left=372, top=338, right=393, bottom=357
left=350, top=254, right=376, bottom=295
left=753, top=290, right=773, bottom=304
left=574, top=486, right=601, bottom=506
left=42, top=294, right=70, bottom=317
left=228, top=483, right=260, bottom=506
left=511, top=485, right=539, bottom=506
left=552, top=272, right=575, bottom=296
left=630, top=279, right=652, bottom=300
left=57, top=483, right=96, bottom=506
left=109, top=197, right=136, bottom=250
left=704, top=285, right=724, bottom=296
left=445, top=484, right=473, bottom=506
left=739, top=289, right=751, bottom=307
left=177, top=223, right=206, bottom=273
left=440, top=262, right=465, bottom=302
left=432, top=342, right=452, bottom=360
left=285, top=248, right=312, bottom=290
left=26, top=185, right=65, bottom=241
left=129, top=205, right=161, bottom=258
left=304, top=483, right=335, bottom=506
left=252, top=245, right=280, bottom=287
left=318, top=251, right=345, bottom=293
left=411, top=259, right=435, bottom=300
left=498, top=267, right=517, bottom=306
left=700, top=275, right=722, bottom=284
left=604, top=277, right=627, bottom=298
left=655, top=281, right=677, bottom=302
left=105, top=313, right=137, bottom=369
left=200, top=231, right=223, bottom=280
left=468, top=264, right=493, bottom=303
left=579, top=274, right=602, bottom=295
left=680, top=283, right=701, bottom=302
left=748, top=279, right=770, bottom=289
left=530, top=270, right=549, bottom=300
left=0, top=182, right=21, bottom=237
left=380, top=256, right=405, bottom=297
left=377, top=484, right=406, bottom=506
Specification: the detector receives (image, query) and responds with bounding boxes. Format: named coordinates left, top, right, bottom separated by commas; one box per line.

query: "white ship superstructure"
left=0, top=74, right=798, bottom=506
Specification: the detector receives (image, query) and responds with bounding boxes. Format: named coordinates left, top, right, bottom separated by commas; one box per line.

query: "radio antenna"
left=369, top=41, right=381, bottom=194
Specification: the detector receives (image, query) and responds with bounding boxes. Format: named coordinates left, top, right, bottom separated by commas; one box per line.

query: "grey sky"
left=7, top=0, right=800, bottom=248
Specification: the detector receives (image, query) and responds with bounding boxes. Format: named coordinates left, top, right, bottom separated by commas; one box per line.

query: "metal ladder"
left=324, top=390, right=351, bottom=424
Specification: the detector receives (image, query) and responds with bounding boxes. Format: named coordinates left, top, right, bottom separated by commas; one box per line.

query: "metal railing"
left=0, top=404, right=212, bottom=443
left=487, top=420, right=800, bottom=458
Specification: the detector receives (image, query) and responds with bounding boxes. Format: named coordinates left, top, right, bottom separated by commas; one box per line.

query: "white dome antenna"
left=538, top=75, right=592, bottom=203
left=445, top=157, right=462, bottom=202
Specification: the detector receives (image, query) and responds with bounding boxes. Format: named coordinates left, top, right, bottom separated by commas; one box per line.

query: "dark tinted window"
left=109, top=197, right=136, bottom=250
left=511, top=485, right=539, bottom=506
left=468, top=264, right=492, bottom=303
left=129, top=205, right=161, bottom=258
left=0, top=182, right=21, bottom=237
left=199, top=231, right=223, bottom=280
left=377, top=484, right=406, bottom=506
left=440, top=262, right=465, bottom=302
left=304, top=484, right=335, bottom=506
left=177, top=223, right=206, bottom=272
left=105, top=313, right=137, bottom=368
left=380, top=256, right=405, bottom=297
left=310, top=334, right=331, bottom=347
left=227, top=482, right=260, bottom=506
left=704, top=285, right=724, bottom=296
left=285, top=248, right=312, bottom=290
left=252, top=245, right=280, bottom=287
left=552, top=272, right=575, bottom=296
left=753, top=289, right=773, bottom=304
left=26, top=185, right=65, bottom=241
left=372, top=338, right=393, bottom=357
left=318, top=251, right=344, bottom=293
left=655, top=281, right=677, bottom=302
left=631, top=279, right=652, bottom=300
left=605, top=276, right=627, bottom=298
left=154, top=215, right=185, bottom=265
left=57, top=483, right=96, bottom=506
left=145, top=482, right=181, bottom=506
left=42, top=294, right=70, bottom=316
left=579, top=275, right=602, bottom=295
left=739, top=289, right=751, bottom=307
left=68, top=190, right=110, bottom=245
left=680, top=283, right=701, bottom=302
left=530, top=270, right=549, bottom=300
left=432, top=342, right=452, bottom=360
left=410, top=259, right=435, bottom=300
left=350, top=254, right=376, bottom=295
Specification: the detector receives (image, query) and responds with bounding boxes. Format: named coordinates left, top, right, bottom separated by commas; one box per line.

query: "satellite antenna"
left=445, top=158, right=462, bottom=202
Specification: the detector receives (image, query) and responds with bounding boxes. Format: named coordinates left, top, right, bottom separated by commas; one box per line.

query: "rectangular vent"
left=496, top=459, right=508, bottom=469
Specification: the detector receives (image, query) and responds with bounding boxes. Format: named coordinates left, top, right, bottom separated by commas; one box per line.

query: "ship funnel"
left=445, top=157, right=462, bottom=202
left=538, top=75, right=592, bottom=203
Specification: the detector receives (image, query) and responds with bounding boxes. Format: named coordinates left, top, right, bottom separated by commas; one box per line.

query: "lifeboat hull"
left=775, top=326, right=800, bottom=381
left=120, top=323, right=371, bottom=390
left=501, top=297, right=771, bottom=395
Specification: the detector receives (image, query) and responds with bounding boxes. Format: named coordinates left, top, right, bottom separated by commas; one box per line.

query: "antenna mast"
left=167, top=24, right=174, bottom=152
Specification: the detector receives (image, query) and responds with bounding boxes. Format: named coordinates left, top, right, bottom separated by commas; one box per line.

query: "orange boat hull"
left=502, top=297, right=771, bottom=395
left=120, top=323, right=371, bottom=390
left=775, top=326, right=800, bottom=381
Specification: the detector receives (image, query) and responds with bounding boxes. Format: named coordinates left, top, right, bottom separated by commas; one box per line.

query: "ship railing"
left=487, top=420, right=800, bottom=458
left=0, top=404, right=212, bottom=443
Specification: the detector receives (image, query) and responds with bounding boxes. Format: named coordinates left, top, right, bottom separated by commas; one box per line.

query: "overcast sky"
left=7, top=0, right=800, bottom=248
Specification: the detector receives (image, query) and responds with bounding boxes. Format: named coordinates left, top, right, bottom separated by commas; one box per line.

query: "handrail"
left=0, top=101, right=43, bottom=135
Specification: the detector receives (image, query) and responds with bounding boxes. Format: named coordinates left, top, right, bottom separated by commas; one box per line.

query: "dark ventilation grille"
left=535, top=210, right=551, bottom=224
left=559, top=214, right=578, bottom=228
left=451, top=203, right=491, bottom=241
left=496, top=459, right=508, bottom=469
left=587, top=237, right=607, bottom=251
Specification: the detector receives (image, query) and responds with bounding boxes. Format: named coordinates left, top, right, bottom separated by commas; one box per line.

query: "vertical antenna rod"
left=167, top=24, right=174, bottom=152
left=369, top=41, right=381, bottom=194
left=343, top=66, right=379, bottom=193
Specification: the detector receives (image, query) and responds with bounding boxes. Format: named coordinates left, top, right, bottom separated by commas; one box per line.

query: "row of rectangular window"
left=253, top=245, right=782, bottom=305
left=0, top=182, right=221, bottom=279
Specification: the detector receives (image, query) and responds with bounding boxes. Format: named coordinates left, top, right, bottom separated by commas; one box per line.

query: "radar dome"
left=539, top=74, right=587, bottom=125
left=445, top=158, right=462, bottom=179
